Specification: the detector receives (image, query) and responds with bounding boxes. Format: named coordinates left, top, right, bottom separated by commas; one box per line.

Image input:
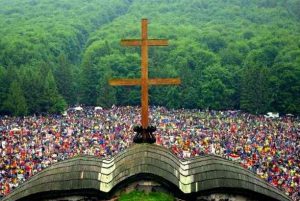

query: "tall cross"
left=109, top=19, right=180, bottom=142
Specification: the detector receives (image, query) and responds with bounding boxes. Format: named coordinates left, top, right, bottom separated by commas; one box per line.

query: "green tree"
left=219, top=47, right=243, bottom=66
left=79, top=41, right=110, bottom=105
left=0, top=66, right=7, bottom=112
left=19, top=66, right=45, bottom=114
left=0, top=66, right=18, bottom=113
left=271, top=50, right=300, bottom=114
left=41, top=70, right=67, bottom=113
left=0, top=0, right=300, bottom=115
left=55, top=54, right=77, bottom=105
left=201, top=65, right=235, bottom=110
left=96, top=71, right=116, bottom=108
left=240, top=66, right=271, bottom=114
left=201, top=32, right=227, bottom=52
left=177, top=60, right=201, bottom=109
left=2, top=80, right=28, bottom=116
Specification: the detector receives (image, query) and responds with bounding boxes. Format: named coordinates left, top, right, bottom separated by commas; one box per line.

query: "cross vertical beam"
left=141, top=19, right=149, bottom=129
left=109, top=19, right=181, bottom=143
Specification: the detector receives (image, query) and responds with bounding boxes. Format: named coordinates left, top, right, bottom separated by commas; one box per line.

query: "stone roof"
left=2, top=144, right=291, bottom=201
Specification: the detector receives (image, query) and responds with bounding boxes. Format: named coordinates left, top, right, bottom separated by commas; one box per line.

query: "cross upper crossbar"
left=121, top=39, right=168, bottom=46
left=109, top=19, right=181, bottom=131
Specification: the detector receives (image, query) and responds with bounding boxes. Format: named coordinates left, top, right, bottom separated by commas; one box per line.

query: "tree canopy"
left=0, top=0, right=299, bottom=115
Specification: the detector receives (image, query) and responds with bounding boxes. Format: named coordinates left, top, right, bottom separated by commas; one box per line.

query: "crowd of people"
left=0, top=106, right=299, bottom=200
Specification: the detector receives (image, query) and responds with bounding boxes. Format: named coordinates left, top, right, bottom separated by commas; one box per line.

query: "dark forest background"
left=0, top=0, right=299, bottom=116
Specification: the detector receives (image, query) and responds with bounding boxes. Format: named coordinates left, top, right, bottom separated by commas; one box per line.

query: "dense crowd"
left=0, top=106, right=299, bottom=200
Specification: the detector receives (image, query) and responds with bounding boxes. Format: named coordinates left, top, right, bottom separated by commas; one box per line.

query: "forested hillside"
left=0, top=0, right=299, bottom=115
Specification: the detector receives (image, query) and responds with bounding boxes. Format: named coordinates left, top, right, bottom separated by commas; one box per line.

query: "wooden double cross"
left=109, top=19, right=181, bottom=133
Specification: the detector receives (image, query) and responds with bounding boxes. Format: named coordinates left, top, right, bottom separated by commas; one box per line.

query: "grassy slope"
left=119, top=191, right=174, bottom=201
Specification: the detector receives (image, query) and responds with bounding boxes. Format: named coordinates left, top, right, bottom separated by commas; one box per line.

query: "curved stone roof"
left=3, top=144, right=291, bottom=201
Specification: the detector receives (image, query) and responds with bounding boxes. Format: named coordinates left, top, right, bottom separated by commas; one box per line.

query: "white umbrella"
left=74, top=106, right=83, bottom=111
left=94, top=106, right=103, bottom=110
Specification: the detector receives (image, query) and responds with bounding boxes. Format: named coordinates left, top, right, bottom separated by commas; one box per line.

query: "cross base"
left=133, top=125, right=156, bottom=144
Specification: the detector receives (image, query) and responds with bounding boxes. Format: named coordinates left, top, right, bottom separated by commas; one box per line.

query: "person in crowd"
left=0, top=106, right=299, bottom=200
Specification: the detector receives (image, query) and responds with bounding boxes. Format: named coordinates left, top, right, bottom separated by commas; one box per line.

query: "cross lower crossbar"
left=149, top=78, right=181, bottom=85
left=109, top=78, right=181, bottom=86
left=109, top=79, right=140, bottom=86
